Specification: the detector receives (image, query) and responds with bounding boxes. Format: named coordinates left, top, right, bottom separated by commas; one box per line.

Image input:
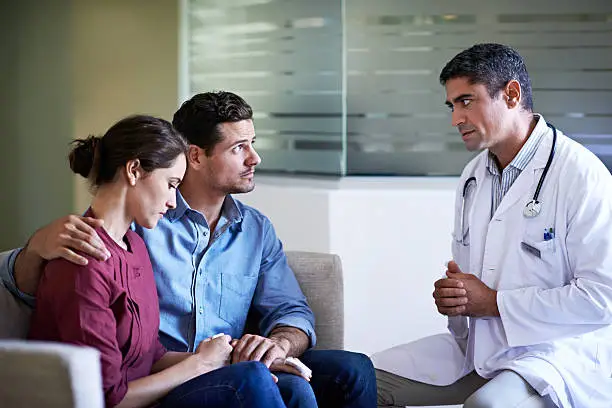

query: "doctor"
left=373, top=43, right=612, bottom=408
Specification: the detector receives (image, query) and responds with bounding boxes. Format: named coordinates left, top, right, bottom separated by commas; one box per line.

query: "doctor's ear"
left=504, top=80, right=521, bottom=108
left=125, top=159, right=143, bottom=186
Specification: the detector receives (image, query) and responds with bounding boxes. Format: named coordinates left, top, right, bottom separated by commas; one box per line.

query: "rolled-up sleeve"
left=32, top=260, right=127, bottom=407
left=253, top=220, right=316, bottom=348
left=0, top=249, right=35, bottom=307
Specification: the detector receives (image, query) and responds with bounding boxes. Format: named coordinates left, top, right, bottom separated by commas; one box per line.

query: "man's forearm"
left=269, top=326, right=310, bottom=357
left=14, top=243, right=44, bottom=295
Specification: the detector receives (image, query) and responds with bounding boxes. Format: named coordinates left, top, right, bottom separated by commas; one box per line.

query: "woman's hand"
left=194, top=334, right=233, bottom=372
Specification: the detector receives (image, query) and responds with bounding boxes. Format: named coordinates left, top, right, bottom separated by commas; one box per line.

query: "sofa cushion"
left=0, top=283, right=31, bottom=339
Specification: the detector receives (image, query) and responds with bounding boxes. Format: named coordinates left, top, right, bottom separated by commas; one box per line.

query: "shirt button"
left=203, top=231, right=208, bottom=236
left=199, top=307, right=204, bottom=314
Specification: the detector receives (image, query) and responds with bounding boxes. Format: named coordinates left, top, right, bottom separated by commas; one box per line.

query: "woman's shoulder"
left=37, top=257, right=115, bottom=304
left=44, top=255, right=114, bottom=285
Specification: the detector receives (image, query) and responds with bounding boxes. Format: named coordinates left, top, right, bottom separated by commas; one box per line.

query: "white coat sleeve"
left=498, top=155, right=612, bottom=347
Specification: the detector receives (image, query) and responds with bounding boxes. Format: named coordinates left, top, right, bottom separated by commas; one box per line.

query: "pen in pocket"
left=544, top=227, right=555, bottom=241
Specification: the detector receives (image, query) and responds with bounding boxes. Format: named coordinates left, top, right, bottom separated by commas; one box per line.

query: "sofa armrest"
left=0, top=341, right=104, bottom=408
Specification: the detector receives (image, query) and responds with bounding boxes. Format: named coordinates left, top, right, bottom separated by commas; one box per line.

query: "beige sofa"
left=0, top=251, right=344, bottom=408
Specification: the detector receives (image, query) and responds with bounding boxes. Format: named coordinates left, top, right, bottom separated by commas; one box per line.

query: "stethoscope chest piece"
left=523, top=200, right=542, bottom=218
left=521, top=122, right=558, bottom=219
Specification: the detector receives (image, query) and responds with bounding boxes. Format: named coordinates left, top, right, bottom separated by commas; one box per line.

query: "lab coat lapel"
left=466, top=158, right=489, bottom=277
left=491, top=133, right=551, bottom=220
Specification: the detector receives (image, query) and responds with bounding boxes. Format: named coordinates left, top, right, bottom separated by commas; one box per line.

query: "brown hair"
left=69, top=115, right=188, bottom=186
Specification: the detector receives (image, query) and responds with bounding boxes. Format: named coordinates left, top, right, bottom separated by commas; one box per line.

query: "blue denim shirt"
left=0, top=192, right=316, bottom=352
left=0, top=249, right=34, bottom=305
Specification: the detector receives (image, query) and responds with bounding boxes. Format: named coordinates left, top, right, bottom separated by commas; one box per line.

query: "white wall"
left=240, top=175, right=459, bottom=355
left=240, top=183, right=332, bottom=253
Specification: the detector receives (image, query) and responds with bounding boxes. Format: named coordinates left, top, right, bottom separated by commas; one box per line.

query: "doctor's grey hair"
left=439, top=43, right=533, bottom=112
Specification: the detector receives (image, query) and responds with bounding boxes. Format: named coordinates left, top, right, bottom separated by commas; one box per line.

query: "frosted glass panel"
left=187, top=0, right=344, bottom=174
left=345, top=0, right=612, bottom=175
left=185, top=0, right=612, bottom=175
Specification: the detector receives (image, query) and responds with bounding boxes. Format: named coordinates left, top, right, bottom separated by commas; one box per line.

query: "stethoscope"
left=459, top=123, right=558, bottom=244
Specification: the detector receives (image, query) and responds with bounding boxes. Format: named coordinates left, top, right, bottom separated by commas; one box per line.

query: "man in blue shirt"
left=1, top=91, right=376, bottom=407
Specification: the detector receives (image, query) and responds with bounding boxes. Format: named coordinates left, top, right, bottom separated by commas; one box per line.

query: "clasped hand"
left=196, top=333, right=311, bottom=382
left=231, top=334, right=311, bottom=381
left=432, top=261, right=499, bottom=317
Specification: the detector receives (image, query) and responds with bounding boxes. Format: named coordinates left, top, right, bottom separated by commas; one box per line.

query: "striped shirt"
left=486, top=115, right=546, bottom=217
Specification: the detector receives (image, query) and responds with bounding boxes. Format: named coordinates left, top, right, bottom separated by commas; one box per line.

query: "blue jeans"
left=276, top=349, right=377, bottom=408
left=158, top=361, right=285, bottom=408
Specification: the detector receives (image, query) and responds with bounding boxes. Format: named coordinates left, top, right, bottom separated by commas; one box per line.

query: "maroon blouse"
left=29, top=218, right=166, bottom=407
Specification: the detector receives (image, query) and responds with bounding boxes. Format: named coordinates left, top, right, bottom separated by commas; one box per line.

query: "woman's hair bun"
left=68, top=135, right=99, bottom=178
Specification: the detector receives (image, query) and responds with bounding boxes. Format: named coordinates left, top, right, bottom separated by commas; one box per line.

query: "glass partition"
left=185, top=0, right=612, bottom=175
left=186, top=0, right=344, bottom=174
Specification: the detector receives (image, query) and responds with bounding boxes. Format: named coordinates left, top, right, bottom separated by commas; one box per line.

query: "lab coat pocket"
left=520, top=237, right=563, bottom=287
left=521, top=237, right=555, bottom=257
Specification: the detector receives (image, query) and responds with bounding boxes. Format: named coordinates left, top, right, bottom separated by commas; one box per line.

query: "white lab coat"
left=372, top=116, right=612, bottom=407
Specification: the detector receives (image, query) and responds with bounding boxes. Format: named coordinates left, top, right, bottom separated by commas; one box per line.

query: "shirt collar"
left=486, top=114, right=546, bottom=176
left=166, top=190, right=189, bottom=222
left=222, top=195, right=244, bottom=226
left=166, top=190, right=244, bottom=227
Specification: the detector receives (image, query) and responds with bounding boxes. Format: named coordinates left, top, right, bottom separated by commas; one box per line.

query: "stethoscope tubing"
left=459, top=123, right=558, bottom=244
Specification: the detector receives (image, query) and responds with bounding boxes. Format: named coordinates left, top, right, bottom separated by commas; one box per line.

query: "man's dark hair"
left=172, top=91, right=253, bottom=155
left=439, top=43, right=533, bottom=111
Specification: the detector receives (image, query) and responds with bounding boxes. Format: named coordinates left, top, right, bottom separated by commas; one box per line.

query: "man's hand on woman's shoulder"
left=14, top=214, right=110, bottom=295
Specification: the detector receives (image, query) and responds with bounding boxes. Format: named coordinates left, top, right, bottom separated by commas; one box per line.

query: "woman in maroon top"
left=28, top=115, right=285, bottom=408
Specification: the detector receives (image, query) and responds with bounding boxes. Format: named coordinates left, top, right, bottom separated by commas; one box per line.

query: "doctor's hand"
left=433, top=266, right=468, bottom=317
left=442, top=261, right=500, bottom=318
